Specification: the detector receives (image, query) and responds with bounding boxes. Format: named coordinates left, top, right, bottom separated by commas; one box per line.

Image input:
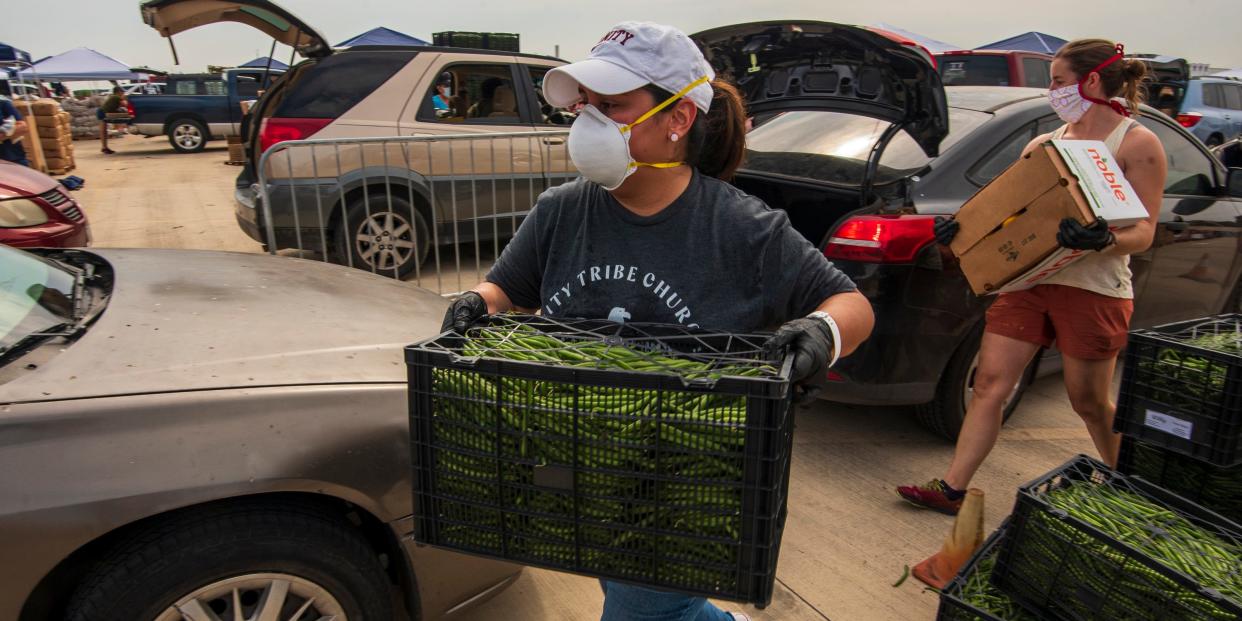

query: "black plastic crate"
left=432, top=31, right=520, bottom=52
left=1118, top=436, right=1242, bottom=525
left=937, top=521, right=1037, bottom=621
left=1114, top=314, right=1242, bottom=466
left=993, top=455, right=1242, bottom=621
left=406, top=315, right=794, bottom=606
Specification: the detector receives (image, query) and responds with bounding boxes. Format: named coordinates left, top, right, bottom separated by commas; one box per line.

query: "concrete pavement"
left=70, top=133, right=1100, bottom=621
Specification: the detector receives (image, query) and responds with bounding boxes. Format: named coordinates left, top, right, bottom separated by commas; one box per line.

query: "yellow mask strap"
left=619, top=76, right=710, bottom=171
left=619, top=75, right=710, bottom=134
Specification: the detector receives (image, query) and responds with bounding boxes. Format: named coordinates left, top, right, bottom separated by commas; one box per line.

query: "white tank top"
left=1038, top=118, right=1138, bottom=299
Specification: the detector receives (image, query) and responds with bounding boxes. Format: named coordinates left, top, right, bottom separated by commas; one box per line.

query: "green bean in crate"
left=1115, top=314, right=1242, bottom=467
left=405, top=314, right=795, bottom=607
left=1119, top=436, right=1242, bottom=525
left=993, top=455, right=1242, bottom=621
left=936, top=521, right=1035, bottom=621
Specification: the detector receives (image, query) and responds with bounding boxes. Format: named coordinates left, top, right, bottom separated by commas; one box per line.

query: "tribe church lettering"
left=544, top=264, right=699, bottom=328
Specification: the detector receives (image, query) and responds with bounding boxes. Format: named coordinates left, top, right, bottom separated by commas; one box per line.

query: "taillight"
left=259, top=117, right=333, bottom=153
left=126, top=101, right=135, bottom=116
left=1176, top=113, right=1202, bottom=128
left=823, top=214, right=937, bottom=264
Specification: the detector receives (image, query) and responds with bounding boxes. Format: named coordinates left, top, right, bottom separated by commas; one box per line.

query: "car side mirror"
left=1228, top=168, right=1242, bottom=198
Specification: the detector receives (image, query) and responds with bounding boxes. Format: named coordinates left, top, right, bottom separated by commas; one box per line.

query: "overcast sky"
left=4, top=0, right=1240, bottom=76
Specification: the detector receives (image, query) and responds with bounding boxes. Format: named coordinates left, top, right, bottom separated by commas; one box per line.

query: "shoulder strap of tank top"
left=1104, top=117, right=1137, bottom=153
left=1051, top=124, right=1068, bottom=140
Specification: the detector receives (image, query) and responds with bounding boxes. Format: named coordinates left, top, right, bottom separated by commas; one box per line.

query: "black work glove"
left=765, top=316, right=837, bottom=405
left=933, top=216, right=960, bottom=246
left=1057, top=217, right=1115, bottom=251
left=441, top=291, right=488, bottom=334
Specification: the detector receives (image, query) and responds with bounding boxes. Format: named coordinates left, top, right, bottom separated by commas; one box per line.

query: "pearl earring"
left=670, top=133, right=679, bottom=142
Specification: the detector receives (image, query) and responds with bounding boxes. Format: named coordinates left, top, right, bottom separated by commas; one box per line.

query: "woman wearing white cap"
left=442, top=21, right=874, bottom=620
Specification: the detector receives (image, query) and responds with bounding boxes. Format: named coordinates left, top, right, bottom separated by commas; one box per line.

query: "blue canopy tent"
left=336, top=27, right=428, bottom=47
left=871, top=23, right=963, bottom=54
left=975, top=32, right=1067, bottom=54
left=16, top=47, right=139, bottom=81
left=0, top=42, right=32, bottom=64
left=239, top=56, right=289, bottom=71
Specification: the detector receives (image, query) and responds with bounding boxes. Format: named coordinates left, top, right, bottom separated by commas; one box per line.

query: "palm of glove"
left=1057, top=217, right=1114, bottom=251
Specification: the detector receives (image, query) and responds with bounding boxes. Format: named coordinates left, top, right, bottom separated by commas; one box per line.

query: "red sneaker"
left=897, top=479, right=964, bottom=515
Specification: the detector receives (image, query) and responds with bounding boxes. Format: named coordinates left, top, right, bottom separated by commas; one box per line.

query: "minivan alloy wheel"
left=153, top=573, right=346, bottom=621
left=173, top=123, right=204, bottom=150
left=353, top=211, right=417, bottom=271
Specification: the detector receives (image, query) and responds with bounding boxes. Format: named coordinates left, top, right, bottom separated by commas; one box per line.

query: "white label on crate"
left=1144, top=409, right=1193, bottom=440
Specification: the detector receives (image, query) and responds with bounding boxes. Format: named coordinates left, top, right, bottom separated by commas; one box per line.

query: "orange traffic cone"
left=912, top=488, right=985, bottom=589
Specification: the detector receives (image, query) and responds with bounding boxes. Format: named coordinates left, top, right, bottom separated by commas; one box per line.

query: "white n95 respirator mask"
left=567, top=76, right=708, bottom=190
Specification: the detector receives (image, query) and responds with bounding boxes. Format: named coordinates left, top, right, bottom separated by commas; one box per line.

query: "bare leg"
left=1062, top=354, right=1122, bottom=466
left=100, top=121, right=108, bottom=151
left=944, top=332, right=1042, bottom=489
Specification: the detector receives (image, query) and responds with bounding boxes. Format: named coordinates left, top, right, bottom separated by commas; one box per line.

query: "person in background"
left=98, top=86, right=125, bottom=154
left=0, top=95, right=29, bottom=166
left=431, top=72, right=452, bottom=115
left=897, top=39, right=1167, bottom=516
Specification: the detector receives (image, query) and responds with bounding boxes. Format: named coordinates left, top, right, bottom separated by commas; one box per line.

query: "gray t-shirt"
left=485, top=172, right=856, bottom=333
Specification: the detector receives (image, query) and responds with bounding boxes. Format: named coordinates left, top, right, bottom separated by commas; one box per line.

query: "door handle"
left=542, top=137, right=565, bottom=145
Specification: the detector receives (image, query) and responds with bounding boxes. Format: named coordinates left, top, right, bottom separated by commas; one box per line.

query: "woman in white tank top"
left=898, top=39, right=1169, bottom=515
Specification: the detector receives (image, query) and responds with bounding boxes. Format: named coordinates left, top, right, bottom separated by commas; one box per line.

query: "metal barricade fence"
left=256, top=131, right=575, bottom=295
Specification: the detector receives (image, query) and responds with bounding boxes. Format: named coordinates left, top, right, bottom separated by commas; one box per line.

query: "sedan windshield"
left=0, top=245, right=78, bottom=355
left=744, top=107, right=991, bottom=186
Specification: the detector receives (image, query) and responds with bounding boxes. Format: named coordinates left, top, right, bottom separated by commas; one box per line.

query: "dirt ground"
left=71, top=136, right=1102, bottom=621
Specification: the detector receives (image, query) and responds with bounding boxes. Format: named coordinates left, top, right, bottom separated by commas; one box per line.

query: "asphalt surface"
left=73, top=136, right=1103, bottom=621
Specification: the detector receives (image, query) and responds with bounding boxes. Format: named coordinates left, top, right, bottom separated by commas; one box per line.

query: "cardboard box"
left=951, top=139, right=1149, bottom=295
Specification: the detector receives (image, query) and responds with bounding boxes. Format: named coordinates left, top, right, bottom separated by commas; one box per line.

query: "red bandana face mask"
left=1074, top=43, right=1130, bottom=118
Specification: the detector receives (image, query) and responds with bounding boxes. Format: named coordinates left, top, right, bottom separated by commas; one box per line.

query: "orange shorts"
left=985, top=284, right=1134, bottom=360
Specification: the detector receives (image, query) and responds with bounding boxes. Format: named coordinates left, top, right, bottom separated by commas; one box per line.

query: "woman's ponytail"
left=1119, top=58, right=1149, bottom=118
left=646, top=78, right=749, bottom=181
left=687, top=79, right=748, bottom=181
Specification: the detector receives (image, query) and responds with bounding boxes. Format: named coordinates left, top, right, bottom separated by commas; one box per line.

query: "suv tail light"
left=1176, top=112, right=1203, bottom=128
left=259, top=117, right=333, bottom=154
left=126, top=100, right=135, bottom=117
left=823, top=214, right=937, bottom=264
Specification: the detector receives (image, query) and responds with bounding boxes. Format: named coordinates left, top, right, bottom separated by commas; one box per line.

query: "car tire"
left=1205, top=134, right=1224, bottom=149
left=914, top=324, right=1040, bottom=441
left=64, top=501, right=394, bottom=621
left=167, top=119, right=208, bottom=153
left=333, top=194, right=431, bottom=279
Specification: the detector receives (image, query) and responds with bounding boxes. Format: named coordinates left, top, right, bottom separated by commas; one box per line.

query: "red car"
left=0, top=161, right=90, bottom=248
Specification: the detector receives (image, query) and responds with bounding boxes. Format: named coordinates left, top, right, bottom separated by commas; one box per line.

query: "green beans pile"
left=426, top=321, right=782, bottom=591
left=1137, top=325, right=1240, bottom=409
left=946, top=548, right=1034, bottom=621
left=1125, top=440, right=1242, bottom=525
left=1016, top=479, right=1242, bottom=620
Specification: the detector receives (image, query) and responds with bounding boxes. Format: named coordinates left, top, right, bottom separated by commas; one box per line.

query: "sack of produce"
left=1115, top=314, right=1242, bottom=466
left=993, top=455, right=1242, bottom=621
left=406, top=314, right=794, bottom=606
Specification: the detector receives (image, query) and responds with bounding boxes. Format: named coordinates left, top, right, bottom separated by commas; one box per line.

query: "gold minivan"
left=144, top=0, right=575, bottom=278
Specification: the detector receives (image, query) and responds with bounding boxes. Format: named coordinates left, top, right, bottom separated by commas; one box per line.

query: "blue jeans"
left=599, top=581, right=733, bottom=621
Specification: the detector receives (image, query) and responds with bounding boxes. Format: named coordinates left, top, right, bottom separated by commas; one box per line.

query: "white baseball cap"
left=544, top=22, right=716, bottom=113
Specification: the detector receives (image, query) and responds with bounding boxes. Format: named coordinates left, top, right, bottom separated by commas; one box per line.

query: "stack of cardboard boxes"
left=14, top=98, right=75, bottom=174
